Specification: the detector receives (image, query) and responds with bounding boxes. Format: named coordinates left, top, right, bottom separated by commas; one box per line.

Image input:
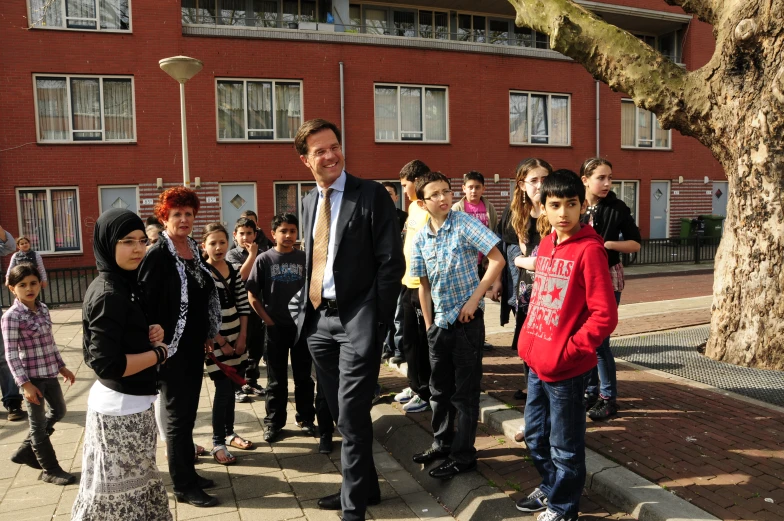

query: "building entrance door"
left=649, top=181, right=669, bottom=239
left=220, top=183, right=257, bottom=228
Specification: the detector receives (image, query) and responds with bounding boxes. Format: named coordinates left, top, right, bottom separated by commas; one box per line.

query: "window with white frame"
left=34, top=75, right=135, bottom=143
left=621, top=100, right=670, bottom=149
left=28, top=0, right=130, bottom=30
left=17, top=188, right=81, bottom=254
left=374, top=84, right=448, bottom=142
left=216, top=79, right=302, bottom=141
left=611, top=180, right=639, bottom=223
left=509, top=91, right=570, bottom=146
left=274, top=182, right=317, bottom=239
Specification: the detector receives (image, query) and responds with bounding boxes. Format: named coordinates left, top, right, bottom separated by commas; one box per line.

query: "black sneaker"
left=263, top=427, right=281, bottom=443
left=234, top=391, right=250, bottom=403
left=588, top=398, right=618, bottom=421
left=318, top=434, right=333, bottom=454
left=242, top=382, right=266, bottom=396
left=7, top=407, right=25, bottom=422
left=583, top=392, right=598, bottom=411
left=390, top=356, right=404, bottom=365
left=299, top=421, right=316, bottom=436
left=516, top=487, right=548, bottom=512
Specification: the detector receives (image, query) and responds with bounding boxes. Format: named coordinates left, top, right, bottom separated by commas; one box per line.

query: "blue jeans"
left=25, top=377, right=67, bottom=446
left=585, top=291, right=622, bottom=399
left=0, top=333, right=23, bottom=409
left=524, top=369, right=590, bottom=518
left=428, top=311, right=484, bottom=464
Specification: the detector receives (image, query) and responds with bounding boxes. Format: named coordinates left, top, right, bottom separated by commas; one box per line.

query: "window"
left=34, top=75, right=135, bottom=143
left=274, top=182, right=317, bottom=239
left=28, top=0, right=130, bottom=30
left=361, top=6, right=415, bottom=36
left=216, top=79, right=302, bottom=141
left=418, top=10, right=448, bottom=39
left=487, top=19, right=549, bottom=48
left=16, top=188, right=82, bottom=254
left=374, top=84, right=448, bottom=142
left=621, top=100, right=670, bottom=149
left=612, top=181, right=638, bottom=223
left=182, top=0, right=330, bottom=26
left=509, top=91, right=570, bottom=146
left=456, top=14, right=486, bottom=42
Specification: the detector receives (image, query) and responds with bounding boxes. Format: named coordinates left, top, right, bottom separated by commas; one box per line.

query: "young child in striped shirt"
left=2, top=263, right=75, bottom=485
left=201, top=223, right=253, bottom=465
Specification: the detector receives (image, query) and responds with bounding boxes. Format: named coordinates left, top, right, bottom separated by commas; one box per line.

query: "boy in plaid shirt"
left=410, top=172, right=505, bottom=480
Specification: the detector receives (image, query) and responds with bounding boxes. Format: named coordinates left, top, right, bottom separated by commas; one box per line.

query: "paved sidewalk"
left=0, top=306, right=454, bottom=521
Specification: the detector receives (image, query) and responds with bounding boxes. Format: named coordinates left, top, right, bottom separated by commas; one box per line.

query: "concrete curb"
left=387, top=360, right=720, bottom=521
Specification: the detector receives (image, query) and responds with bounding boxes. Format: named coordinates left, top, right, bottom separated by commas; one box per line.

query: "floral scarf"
left=160, top=231, right=221, bottom=357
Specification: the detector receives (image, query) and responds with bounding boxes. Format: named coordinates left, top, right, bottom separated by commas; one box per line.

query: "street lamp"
left=159, top=56, right=203, bottom=187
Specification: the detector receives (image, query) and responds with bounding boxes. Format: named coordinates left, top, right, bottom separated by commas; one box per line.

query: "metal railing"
left=622, top=236, right=721, bottom=266
left=0, top=267, right=98, bottom=308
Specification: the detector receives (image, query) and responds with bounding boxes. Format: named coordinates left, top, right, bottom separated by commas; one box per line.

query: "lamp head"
left=159, top=56, right=203, bottom=84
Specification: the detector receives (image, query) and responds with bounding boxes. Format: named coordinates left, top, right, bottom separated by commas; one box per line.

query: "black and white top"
left=204, top=263, right=250, bottom=379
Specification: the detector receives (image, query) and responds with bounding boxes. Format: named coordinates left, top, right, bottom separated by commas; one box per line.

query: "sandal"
left=211, top=445, right=236, bottom=466
left=227, top=434, right=254, bottom=450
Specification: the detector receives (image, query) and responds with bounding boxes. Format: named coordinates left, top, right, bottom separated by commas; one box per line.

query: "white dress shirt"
left=312, top=171, right=346, bottom=300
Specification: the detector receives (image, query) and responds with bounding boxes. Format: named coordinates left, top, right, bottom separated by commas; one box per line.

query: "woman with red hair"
left=138, top=187, right=221, bottom=508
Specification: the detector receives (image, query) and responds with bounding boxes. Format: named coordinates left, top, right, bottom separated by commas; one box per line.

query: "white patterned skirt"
left=71, top=407, right=172, bottom=521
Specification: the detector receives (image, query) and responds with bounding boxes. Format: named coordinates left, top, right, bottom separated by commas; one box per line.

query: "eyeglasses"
left=520, top=179, right=545, bottom=187
left=424, top=189, right=453, bottom=201
left=117, top=238, right=151, bottom=247
left=309, top=144, right=342, bottom=159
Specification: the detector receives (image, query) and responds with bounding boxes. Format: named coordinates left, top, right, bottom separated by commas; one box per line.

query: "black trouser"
left=316, top=380, right=334, bottom=436
left=306, top=307, right=380, bottom=521
left=400, top=286, right=431, bottom=402
left=264, top=324, right=316, bottom=429
left=159, top=341, right=204, bottom=493
left=245, top=312, right=266, bottom=383
left=428, top=311, right=484, bottom=464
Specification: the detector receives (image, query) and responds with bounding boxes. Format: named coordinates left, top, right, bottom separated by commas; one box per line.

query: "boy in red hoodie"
left=515, top=170, right=618, bottom=521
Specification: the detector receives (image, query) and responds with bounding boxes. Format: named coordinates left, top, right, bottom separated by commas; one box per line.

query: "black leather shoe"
left=264, top=427, right=281, bottom=443
left=299, top=421, right=316, bottom=436
left=412, top=447, right=450, bottom=464
left=428, top=459, right=477, bottom=480
left=174, top=488, right=218, bottom=507
left=317, top=490, right=381, bottom=510
left=318, top=434, right=333, bottom=454
left=196, top=475, right=215, bottom=489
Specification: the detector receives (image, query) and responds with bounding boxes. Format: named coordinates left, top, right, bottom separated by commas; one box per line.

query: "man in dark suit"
left=293, top=119, right=405, bottom=521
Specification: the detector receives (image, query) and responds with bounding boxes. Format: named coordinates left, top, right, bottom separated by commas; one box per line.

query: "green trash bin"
left=679, top=218, right=692, bottom=238
left=700, top=215, right=725, bottom=237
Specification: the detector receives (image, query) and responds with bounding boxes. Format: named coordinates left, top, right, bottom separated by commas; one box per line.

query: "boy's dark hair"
left=6, top=263, right=41, bottom=287
left=240, top=210, right=258, bottom=221
left=271, top=213, right=299, bottom=231
left=399, top=159, right=430, bottom=182
left=294, top=119, right=342, bottom=156
left=381, top=182, right=398, bottom=195
left=234, top=217, right=257, bottom=233
left=540, top=169, right=586, bottom=205
left=463, top=171, right=485, bottom=185
left=415, top=171, right=451, bottom=201
left=145, top=215, right=160, bottom=227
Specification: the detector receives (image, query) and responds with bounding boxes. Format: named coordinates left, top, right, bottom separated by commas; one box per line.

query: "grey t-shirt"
left=246, top=248, right=306, bottom=327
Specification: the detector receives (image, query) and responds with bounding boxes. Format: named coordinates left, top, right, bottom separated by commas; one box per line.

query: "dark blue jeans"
left=525, top=369, right=590, bottom=518
left=211, top=377, right=236, bottom=447
left=0, top=333, right=22, bottom=409
left=428, top=311, right=484, bottom=464
left=585, top=291, right=622, bottom=399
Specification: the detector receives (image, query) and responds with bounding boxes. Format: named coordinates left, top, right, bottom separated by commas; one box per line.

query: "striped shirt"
left=1, top=300, right=65, bottom=386
left=411, top=210, right=500, bottom=328
left=205, top=264, right=250, bottom=376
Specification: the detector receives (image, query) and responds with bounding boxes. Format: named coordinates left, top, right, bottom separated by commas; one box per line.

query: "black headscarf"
left=93, top=208, right=145, bottom=284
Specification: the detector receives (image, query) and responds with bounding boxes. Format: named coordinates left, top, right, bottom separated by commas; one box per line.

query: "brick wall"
left=667, top=179, right=714, bottom=237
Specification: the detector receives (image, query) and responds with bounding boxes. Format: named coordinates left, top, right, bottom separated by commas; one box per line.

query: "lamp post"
left=159, top=56, right=203, bottom=187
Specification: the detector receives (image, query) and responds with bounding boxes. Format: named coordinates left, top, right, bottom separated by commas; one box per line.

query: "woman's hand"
left=220, top=343, right=235, bottom=356
left=234, top=335, right=246, bottom=355
left=148, top=324, right=164, bottom=344
left=22, top=382, right=42, bottom=405
left=59, top=367, right=76, bottom=386
left=204, top=338, right=214, bottom=354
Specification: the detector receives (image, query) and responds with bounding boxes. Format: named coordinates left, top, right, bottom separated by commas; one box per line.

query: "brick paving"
left=620, top=272, right=713, bottom=304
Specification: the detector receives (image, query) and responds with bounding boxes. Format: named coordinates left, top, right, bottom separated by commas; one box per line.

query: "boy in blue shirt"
left=410, top=172, right=506, bottom=479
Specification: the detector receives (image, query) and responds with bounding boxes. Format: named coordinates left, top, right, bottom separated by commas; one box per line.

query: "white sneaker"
left=402, top=395, right=430, bottom=413
left=538, top=508, right=575, bottom=521
left=394, top=387, right=414, bottom=403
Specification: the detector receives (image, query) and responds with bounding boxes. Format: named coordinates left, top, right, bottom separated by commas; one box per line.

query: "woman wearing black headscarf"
left=72, top=208, right=172, bottom=521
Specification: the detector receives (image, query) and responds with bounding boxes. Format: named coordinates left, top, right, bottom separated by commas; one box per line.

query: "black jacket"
left=581, top=191, right=641, bottom=268
left=82, top=272, right=158, bottom=396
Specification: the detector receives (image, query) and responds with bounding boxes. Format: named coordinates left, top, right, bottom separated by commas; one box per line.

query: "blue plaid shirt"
left=411, top=210, right=500, bottom=328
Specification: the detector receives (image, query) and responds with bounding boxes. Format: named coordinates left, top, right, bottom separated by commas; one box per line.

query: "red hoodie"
left=517, top=224, right=618, bottom=383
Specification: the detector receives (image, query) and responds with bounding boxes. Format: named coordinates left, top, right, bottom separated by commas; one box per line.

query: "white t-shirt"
left=87, top=380, right=156, bottom=416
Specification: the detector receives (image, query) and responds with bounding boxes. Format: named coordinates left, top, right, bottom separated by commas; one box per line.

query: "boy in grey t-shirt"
left=247, top=214, right=317, bottom=443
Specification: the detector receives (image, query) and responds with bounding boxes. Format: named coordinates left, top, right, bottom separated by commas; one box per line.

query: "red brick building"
left=0, top=0, right=725, bottom=269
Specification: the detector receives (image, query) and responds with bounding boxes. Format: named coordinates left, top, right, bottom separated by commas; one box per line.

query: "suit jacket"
left=293, top=173, right=405, bottom=356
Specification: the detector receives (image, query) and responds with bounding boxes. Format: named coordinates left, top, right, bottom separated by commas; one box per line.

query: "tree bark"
left=510, top=0, right=784, bottom=369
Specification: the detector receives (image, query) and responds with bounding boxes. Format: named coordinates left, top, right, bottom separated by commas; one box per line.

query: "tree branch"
left=663, top=0, right=719, bottom=25
left=509, top=0, right=708, bottom=138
